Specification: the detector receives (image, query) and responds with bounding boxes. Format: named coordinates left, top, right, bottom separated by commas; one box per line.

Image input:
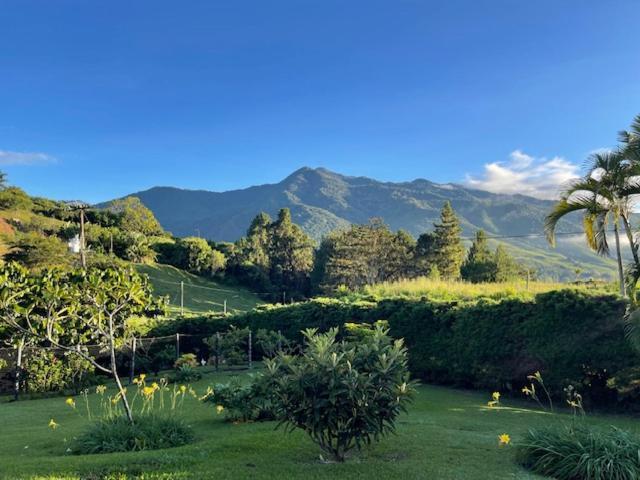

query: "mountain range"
left=114, top=167, right=615, bottom=281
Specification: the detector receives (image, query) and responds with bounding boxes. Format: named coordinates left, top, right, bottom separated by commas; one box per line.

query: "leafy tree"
left=0, top=170, right=7, bottom=190
left=228, top=213, right=272, bottom=290
left=109, top=197, right=164, bottom=236
left=414, top=231, right=437, bottom=276
left=461, top=230, right=495, bottom=283
left=268, top=209, right=314, bottom=298
left=0, top=264, right=163, bottom=423
left=431, top=202, right=465, bottom=280
left=5, top=232, right=71, bottom=269
left=264, top=326, right=415, bottom=462
left=180, top=237, right=214, bottom=273
left=209, top=249, right=227, bottom=274
left=0, top=186, right=33, bottom=211
left=493, top=245, right=527, bottom=282
left=124, top=232, right=157, bottom=263
left=313, top=219, right=414, bottom=292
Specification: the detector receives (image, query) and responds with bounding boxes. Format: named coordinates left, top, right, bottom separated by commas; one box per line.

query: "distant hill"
left=114, top=167, right=616, bottom=281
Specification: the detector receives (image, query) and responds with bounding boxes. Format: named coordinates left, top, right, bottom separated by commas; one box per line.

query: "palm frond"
left=544, top=195, right=602, bottom=246
left=592, top=210, right=610, bottom=256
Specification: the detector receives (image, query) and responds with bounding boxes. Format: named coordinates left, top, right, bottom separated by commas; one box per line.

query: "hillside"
left=136, top=264, right=264, bottom=315
left=118, top=167, right=615, bottom=281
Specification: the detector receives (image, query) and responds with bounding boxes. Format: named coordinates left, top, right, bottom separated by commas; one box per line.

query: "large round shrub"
left=265, top=325, right=415, bottom=462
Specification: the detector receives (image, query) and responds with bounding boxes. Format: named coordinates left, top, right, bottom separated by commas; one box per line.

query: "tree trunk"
left=108, top=315, right=134, bottom=423
left=621, top=214, right=639, bottom=267
left=614, top=221, right=626, bottom=298
left=13, top=337, right=24, bottom=401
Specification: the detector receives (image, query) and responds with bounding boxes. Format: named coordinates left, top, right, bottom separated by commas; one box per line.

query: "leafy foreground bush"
left=265, top=325, right=416, bottom=462
left=203, top=374, right=276, bottom=423
left=72, top=413, right=194, bottom=454
left=517, top=424, right=640, bottom=480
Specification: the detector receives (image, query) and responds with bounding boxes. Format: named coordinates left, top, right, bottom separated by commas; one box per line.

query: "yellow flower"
left=96, top=385, right=107, bottom=395
left=216, top=405, right=224, bottom=414
left=180, top=385, right=187, bottom=394
left=65, top=398, right=76, bottom=408
left=111, top=396, right=119, bottom=405
left=199, top=386, right=214, bottom=401
left=139, top=373, right=146, bottom=381
left=133, top=378, right=140, bottom=385
left=492, top=392, right=501, bottom=401
left=48, top=419, right=59, bottom=430
left=498, top=433, right=511, bottom=445
left=487, top=400, right=499, bottom=408
left=151, top=382, right=159, bottom=390
left=142, top=386, right=156, bottom=397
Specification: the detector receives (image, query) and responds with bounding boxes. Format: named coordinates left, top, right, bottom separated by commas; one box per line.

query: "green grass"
left=363, top=276, right=614, bottom=302
left=1, top=369, right=639, bottom=479
left=136, top=264, right=264, bottom=315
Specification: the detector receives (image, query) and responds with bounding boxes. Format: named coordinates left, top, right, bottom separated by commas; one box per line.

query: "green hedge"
left=150, top=290, right=638, bottom=405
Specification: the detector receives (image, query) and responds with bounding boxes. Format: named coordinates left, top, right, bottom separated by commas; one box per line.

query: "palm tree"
left=619, top=114, right=640, bottom=163
left=545, top=151, right=640, bottom=297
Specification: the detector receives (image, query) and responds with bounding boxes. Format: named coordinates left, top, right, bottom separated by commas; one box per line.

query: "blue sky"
left=1, top=0, right=639, bottom=203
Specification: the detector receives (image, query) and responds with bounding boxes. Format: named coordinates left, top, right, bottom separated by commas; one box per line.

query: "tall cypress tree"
left=461, top=230, right=495, bottom=282
left=432, top=201, right=465, bottom=279
left=268, top=208, right=314, bottom=298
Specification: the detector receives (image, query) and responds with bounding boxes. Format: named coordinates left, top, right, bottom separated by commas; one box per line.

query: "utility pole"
left=66, top=201, right=89, bottom=269
left=79, top=206, right=86, bottom=269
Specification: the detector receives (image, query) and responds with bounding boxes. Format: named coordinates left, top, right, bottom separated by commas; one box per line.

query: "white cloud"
left=464, top=150, right=580, bottom=200
left=0, top=150, right=56, bottom=166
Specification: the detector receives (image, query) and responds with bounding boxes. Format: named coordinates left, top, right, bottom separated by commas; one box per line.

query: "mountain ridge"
left=109, top=167, right=615, bottom=281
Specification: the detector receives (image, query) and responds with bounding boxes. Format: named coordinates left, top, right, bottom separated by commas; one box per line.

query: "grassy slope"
left=136, top=264, right=264, bottom=315
left=1, top=369, right=638, bottom=479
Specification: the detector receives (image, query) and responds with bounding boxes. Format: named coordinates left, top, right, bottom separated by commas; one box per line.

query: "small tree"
left=461, top=230, right=495, bottom=283
left=431, top=202, right=465, bottom=279
left=265, top=326, right=415, bottom=461
left=0, top=263, right=163, bottom=423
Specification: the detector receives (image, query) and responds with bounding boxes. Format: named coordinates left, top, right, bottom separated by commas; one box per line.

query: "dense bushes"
left=151, top=289, right=637, bottom=406
left=204, top=374, right=277, bottom=423
left=517, top=424, right=640, bottom=480
left=24, top=350, right=95, bottom=394
left=71, top=413, right=194, bottom=454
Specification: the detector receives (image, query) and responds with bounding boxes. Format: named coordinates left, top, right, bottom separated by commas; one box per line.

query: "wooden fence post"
left=248, top=330, right=253, bottom=369
left=215, top=332, right=220, bottom=371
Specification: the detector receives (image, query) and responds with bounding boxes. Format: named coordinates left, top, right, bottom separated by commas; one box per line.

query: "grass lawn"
left=1, top=369, right=638, bottom=480
left=135, top=264, right=264, bottom=315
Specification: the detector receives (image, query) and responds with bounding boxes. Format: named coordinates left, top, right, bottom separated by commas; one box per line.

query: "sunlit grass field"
left=136, top=264, right=264, bottom=315
left=363, top=277, right=615, bottom=302
left=1, top=369, right=638, bottom=479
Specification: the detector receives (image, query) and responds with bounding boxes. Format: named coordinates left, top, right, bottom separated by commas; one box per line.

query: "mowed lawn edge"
left=1, top=369, right=639, bottom=479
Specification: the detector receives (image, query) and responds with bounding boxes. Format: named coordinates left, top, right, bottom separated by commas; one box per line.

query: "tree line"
left=0, top=171, right=528, bottom=301
left=223, top=201, right=527, bottom=298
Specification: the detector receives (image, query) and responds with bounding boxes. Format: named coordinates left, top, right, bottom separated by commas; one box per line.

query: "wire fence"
left=0, top=329, right=265, bottom=397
